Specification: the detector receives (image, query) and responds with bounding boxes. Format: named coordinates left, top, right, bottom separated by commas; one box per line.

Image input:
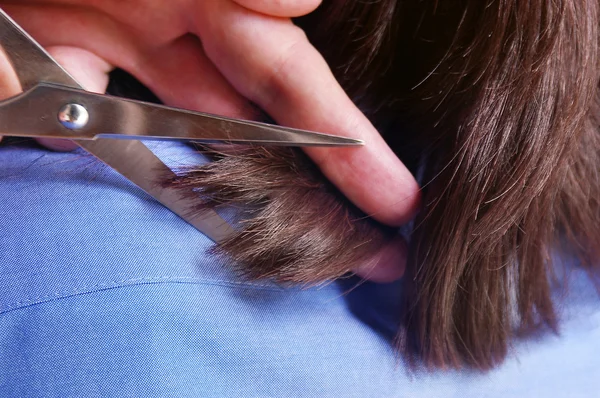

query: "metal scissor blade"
left=77, top=139, right=235, bottom=242
left=0, top=8, right=234, bottom=241
left=0, top=84, right=363, bottom=146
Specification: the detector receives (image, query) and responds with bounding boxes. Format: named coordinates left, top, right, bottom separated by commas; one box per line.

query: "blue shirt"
left=1, top=141, right=599, bottom=397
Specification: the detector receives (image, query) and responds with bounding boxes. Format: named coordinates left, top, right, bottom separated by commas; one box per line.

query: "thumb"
left=35, top=46, right=112, bottom=151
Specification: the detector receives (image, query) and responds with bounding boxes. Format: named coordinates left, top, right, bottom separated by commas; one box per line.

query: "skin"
left=0, top=0, right=421, bottom=281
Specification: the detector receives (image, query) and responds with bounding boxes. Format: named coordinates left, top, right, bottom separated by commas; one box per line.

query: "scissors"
left=0, top=9, right=362, bottom=242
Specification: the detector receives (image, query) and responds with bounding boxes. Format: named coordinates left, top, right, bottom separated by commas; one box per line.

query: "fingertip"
left=306, top=141, right=422, bottom=227
left=353, top=235, right=407, bottom=283
left=35, top=138, right=78, bottom=152
left=233, top=0, right=322, bottom=17
left=386, top=173, right=422, bottom=226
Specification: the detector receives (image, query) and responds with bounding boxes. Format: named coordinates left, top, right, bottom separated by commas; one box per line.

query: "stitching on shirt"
left=0, top=276, right=285, bottom=314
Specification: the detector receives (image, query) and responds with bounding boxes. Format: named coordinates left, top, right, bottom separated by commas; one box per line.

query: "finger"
left=232, top=0, right=322, bottom=17
left=46, top=46, right=112, bottom=94
left=35, top=46, right=112, bottom=151
left=130, top=35, right=258, bottom=120
left=122, top=28, right=407, bottom=283
left=2, top=5, right=145, bottom=77
left=353, top=236, right=407, bottom=283
left=194, top=2, right=421, bottom=226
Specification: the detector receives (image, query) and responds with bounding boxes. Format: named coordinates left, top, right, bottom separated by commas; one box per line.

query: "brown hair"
left=169, top=0, right=600, bottom=370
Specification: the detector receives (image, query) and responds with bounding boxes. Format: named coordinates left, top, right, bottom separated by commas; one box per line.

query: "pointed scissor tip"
left=330, top=136, right=364, bottom=146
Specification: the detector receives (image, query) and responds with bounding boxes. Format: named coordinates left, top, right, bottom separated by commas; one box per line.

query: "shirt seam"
left=0, top=276, right=286, bottom=315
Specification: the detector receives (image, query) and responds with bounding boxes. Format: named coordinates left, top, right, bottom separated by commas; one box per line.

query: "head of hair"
left=168, top=0, right=600, bottom=371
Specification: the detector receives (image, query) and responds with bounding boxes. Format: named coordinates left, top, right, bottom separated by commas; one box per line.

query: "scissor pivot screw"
left=58, top=103, right=89, bottom=130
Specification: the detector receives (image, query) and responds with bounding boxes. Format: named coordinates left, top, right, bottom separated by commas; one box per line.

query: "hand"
left=0, top=0, right=420, bottom=281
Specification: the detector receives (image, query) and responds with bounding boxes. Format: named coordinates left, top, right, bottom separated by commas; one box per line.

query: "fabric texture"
left=1, top=141, right=599, bottom=397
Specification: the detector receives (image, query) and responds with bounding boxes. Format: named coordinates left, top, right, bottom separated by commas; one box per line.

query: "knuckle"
left=253, top=32, right=308, bottom=107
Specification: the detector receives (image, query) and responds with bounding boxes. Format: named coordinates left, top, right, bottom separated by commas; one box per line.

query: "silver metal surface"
left=0, top=83, right=363, bottom=146
left=58, top=103, right=89, bottom=130
left=0, top=8, right=235, bottom=242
